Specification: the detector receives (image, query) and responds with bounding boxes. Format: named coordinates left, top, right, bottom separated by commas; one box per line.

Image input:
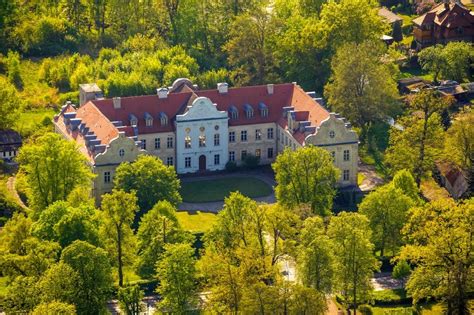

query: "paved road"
left=178, top=172, right=276, bottom=213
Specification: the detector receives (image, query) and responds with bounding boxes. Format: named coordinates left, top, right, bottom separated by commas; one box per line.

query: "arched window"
left=229, top=106, right=238, bottom=120
left=129, top=114, right=138, bottom=126
left=244, top=104, right=254, bottom=119
left=258, top=102, right=268, bottom=117
left=144, top=112, right=153, bottom=127
left=159, top=112, right=168, bottom=126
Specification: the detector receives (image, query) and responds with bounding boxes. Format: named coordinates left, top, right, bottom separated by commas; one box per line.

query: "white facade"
left=175, top=97, right=229, bottom=173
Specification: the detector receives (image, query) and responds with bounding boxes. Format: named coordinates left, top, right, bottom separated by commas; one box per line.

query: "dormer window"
left=229, top=106, right=238, bottom=120
left=244, top=104, right=254, bottom=119
left=129, top=114, right=138, bottom=126
left=144, top=112, right=153, bottom=127
left=159, top=112, right=168, bottom=126
left=258, top=102, right=268, bottom=117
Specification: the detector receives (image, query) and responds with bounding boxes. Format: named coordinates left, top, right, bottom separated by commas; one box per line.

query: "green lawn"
left=15, top=108, right=56, bottom=137
left=176, top=211, right=217, bottom=233
left=180, top=177, right=273, bottom=203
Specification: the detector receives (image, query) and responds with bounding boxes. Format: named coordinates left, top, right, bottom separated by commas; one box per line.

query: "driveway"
left=178, top=171, right=276, bottom=213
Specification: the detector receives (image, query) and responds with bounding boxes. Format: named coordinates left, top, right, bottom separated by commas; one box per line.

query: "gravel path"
left=178, top=171, right=276, bottom=213
left=358, top=161, right=385, bottom=192
left=6, top=176, right=28, bottom=210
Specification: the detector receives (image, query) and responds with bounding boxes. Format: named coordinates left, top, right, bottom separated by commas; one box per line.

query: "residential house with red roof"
left=412, top=1, right=474, bottom=49
left=54, top=79, right=359, bottom=201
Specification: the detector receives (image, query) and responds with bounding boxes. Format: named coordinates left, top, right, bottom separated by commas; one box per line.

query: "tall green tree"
left=272, top=147, right=339, bottom=216
left=392, top=169, right=422, bottom=203
left=61, top=240, right=113, bottom=315
left=0, top=76, right=21, bottom=129
left=156, top=243, right=197, bottom=314
left=399, top=198, right=473, bottom=314
left=445, top=108, right=474, bottom=171
left=114, top=155, right=181, bottom=212
left=33, top=201, right=100, bottom=248
left=298, top=216, right=334, bottom=293
left=359, top=183, right=414, bottom=257
left=32, top=301, right=76, bottom=315
left=38, top=262, right=80, bottom=306
left=224, top=8, right=278, bottom=85
left=324, top=40, right=399, bottom=127
left=17, top=132, right=94, bottom=212
left=418, top=42, right=473, bottom=83
left=328, top=212, right=379, bottom=314
left=100, top=189, right=139, bottom=287
left=136, top=200, right=190, bottom=279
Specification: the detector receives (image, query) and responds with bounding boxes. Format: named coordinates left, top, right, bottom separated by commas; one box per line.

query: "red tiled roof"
left=56, top=82, right=331, bottom=153
left=413, top=2, right=474, bottom=27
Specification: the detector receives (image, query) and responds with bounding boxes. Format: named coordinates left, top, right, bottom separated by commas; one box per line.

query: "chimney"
left=217, top=82, right=228, bottom=94
left=157, top=88, right=169, bottom=99
left=113, top=97, right=121, bottom=109
left=267, top=84, right=274, bottom=95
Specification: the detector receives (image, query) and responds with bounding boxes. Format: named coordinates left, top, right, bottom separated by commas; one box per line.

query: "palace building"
left=54, top=79, right=359, bottom=201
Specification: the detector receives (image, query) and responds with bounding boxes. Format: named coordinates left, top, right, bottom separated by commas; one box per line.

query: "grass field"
left=180, top=177, right=273, bottom=203
left=176, top=211, right=217, bottom=233
left=15, top=108, right=56, bottom=136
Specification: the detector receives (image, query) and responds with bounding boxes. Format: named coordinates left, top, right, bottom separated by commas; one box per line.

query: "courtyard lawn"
left=176, top=211, right=217, bottom=233
left=180, top=177, right=273, bottom=203
left=15, top=108, right=56, bottom=136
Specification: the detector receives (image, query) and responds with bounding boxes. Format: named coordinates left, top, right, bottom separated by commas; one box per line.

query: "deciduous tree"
left=0, top=76, right=21, bottom=130
left=273, top=147, right=339, bottom=216
left=399, top=198, right=473, bottom=314
left=136, top=200, right=190, bottom=279
left=61, top=240, right=113, bottom=314
left=156, top=243, right=197, bottom=314
left=114, top=155, right=181, bottom=212
left=328, top=212, right=379, bottom=314
left=324, top=40, right=399, bottom=127
left=100, top=189, right=139, bottom=287
left=298, top=216, right=335, bottom=294
left=17, top=132, right=94, bottom=212
left=359, top=184, right=414, bottom=257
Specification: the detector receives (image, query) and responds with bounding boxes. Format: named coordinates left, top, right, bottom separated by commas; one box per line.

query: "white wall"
left=175, top=97, right=229, bottom=173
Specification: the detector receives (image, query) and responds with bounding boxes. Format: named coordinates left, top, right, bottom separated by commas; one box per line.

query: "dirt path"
left=6, top=176, right=28, bottom=210
left=358, top=161, right=385, bottom=192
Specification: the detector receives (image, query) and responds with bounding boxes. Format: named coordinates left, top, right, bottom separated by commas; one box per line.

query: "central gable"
left=176, top=97, right=228, bottom=122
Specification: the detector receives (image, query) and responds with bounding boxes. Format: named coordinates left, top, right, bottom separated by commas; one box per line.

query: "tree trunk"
left=117, top=225, right=124, bottom=287
left=415, top=114, right=429, bottom=187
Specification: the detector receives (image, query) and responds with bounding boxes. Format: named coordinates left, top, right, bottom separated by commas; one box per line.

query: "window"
left=185, top=157, right=191, bottom=168
left=104, top=171, right=111, bottom=184
left=343, top=150, right=350, bottom=161
left=343, top=169, right=350, bottom=181
left=229, top=151, right=235, bottom=162
left=280, top=131, right=284, bottom=144
left=331, top=151, right=336, bottom=161
left=241, top=150, right=247, bottom=160
left=119, top=149, right=125, bottom=157
left=329, top=130, right=335, bottom=138
left=145, top=113, right=153, bottom=127
left=199, top=135, right=206, bottom=147
left=255, top=129, right=262, bottom=141
left=214, top=134, right=220, bottom=146
left=155, top=138, right=161, bottom=149
left=229, top=106, right=238, bottom=119
left=267, top=128, right=274, bottom=139
left=160, top=112, right=168, bottom=126
left=267, top=148, right=274, bottom=159
left=214, top=154, right=220, bottom=165
left=167, top=157, right=174, bottom=166
left=259, top=102, right=268, bottom=117
left=185, top=136, right=191, bottom=149
left=229, top=131, right=235, bottom=143
left=244, top=104, right=254, bottom=119
left=167, top=137, right=173, bottom=148
left=141, top=139, right=146, bottom=150
left=241, top=130, right=247, bottom=142
left=255, top=149, right=261, bottom=157
left=285, top=136, right=288, bottom=146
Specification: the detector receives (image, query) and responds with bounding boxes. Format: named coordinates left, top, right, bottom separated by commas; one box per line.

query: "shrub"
left=359, top=305, right=373, bottom=315
left=242, top=154, right=260, bottom=169
left=225, top=160, right=238, bottom=172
